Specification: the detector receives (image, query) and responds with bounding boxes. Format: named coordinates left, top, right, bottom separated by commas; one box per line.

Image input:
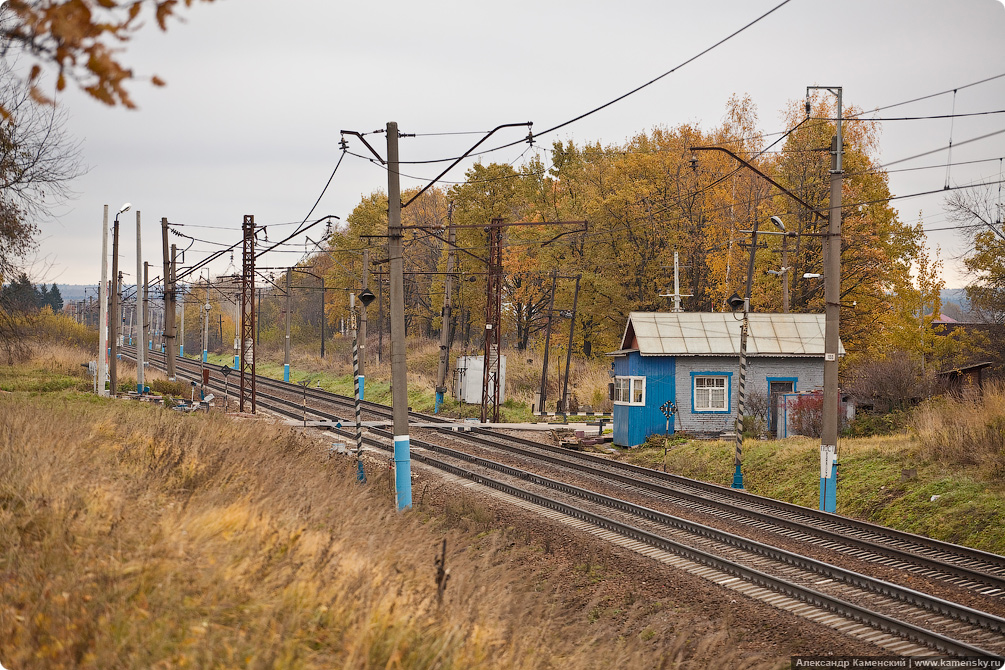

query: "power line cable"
left=358, top=0, right=793, bottom=168
left=878, top=128, right=1005, bottom=170
left=847, top=72, right=1005, bottom=117
left=945, top=89, right=959, bottom=189
left=817, top=109, right=1005, bottom=122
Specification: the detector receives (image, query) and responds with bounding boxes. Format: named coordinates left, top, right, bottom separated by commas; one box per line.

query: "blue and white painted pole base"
left=358, top=376, right=365, bottom=401
left=283, top=364, right=290, bottom=383
left=434, top=391, right=443, bottom=414
left=356, top=458, right=367, bottom=484
left=819, top=445, right=838, bottom=513
left=148, top=339, right=153, bottom=351
left=202, top=349, right=208, bottom=363
left=394, top=435, right=412, bottom=510
left=234, top=354, right=240, bottom=368
left=731, top=464, right=744, bottom=489
left=179, top=344, right=184, bottom=357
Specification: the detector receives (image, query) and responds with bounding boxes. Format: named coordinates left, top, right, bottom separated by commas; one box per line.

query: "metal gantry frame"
left=239, top=215, right=256, bottom=413
left=481, top=218, right=504, bottom=423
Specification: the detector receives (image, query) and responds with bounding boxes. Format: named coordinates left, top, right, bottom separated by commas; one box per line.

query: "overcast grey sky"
left=21, top=0, right=1005, bottom=289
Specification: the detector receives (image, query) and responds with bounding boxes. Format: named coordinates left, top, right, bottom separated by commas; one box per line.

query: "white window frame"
left=693, top=375, right=728, bottom=412
left=613, top=375, right=646, bottom=406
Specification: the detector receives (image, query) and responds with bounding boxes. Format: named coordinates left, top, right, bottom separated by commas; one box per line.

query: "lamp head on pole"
left=114, top=202, right=131, bottom=224
left=726, top=292, right=745, bottom=312
left=770, top=215, right=785, bottom=232
left=358, top=287, right=376, bottom=308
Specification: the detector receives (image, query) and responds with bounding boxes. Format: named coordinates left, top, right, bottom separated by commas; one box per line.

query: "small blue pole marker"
left=202, top=348, right=207, bottom=363
left=234, top=354, right=240, bottom=368
left=358, top=375, right=365, bottom=401
left=434, top=390, right=443, bottom=414
left=394, top=435, right=412, bottom=510
left=283, top=364, right=290, bottom=383
left=825, top=458, right=838, bottom=513
left=819, top=445, right=837, bottom=513
left=179, top=344, right=184, bottom=357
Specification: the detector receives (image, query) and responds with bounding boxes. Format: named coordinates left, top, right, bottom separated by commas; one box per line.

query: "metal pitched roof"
left=619, top=312, right=843, bottom=357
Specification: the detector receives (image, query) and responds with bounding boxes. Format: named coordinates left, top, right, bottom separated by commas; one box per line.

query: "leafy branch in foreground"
left=0, top=0, right=216, bottom=115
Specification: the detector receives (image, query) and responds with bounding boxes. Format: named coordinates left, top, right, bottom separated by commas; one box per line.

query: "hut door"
left=769, top=381, right=794, bottom=436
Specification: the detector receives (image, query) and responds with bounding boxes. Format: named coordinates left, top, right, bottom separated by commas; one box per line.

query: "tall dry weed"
left=0, top=395, right=781, bottom=669
left=911, top=381, right=1005, bottom=480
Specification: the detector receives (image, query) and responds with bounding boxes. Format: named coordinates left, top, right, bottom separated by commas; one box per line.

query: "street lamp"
left=770, top=216, right=791, bottom=314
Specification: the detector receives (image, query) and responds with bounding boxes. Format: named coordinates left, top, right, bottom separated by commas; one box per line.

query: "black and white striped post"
left=350, top=293, right=366, bottom=483
left=732, top=314, right=749, bottom=489
left=731, top=219, right=760, bottom=490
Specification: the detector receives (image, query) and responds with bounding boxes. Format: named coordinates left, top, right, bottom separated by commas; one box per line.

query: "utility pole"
left=434, top=204, right=454, bottom=413
left=162, top=217, right=177, bottom=381
left=359, top=249, right=370, bottom=400
left=179, top=281, right=185, bottom=358
left=171, top=244, right=178, bottom=355
left=126, top=306, right=133, bottom=347
left=233, top=284, right=240, bottom=369
left=537, top=271, right=558, bottom=414
left=481, top=218, right=504, bottom=423
left=673, top=250, right=682, bottom=312
left=143, top=263, right=150, bottom=358
left=350, top=292, right=365, bottom=482
left=730, top=221, right=760, bottom=490
left=239, top=214, right=256, bottom=413
left=387, top=121, right=412, bottom=510
left=781, top=232, right=790, bottom=314
left=808, top=85, right=844, bottom=514
left=202, top=289, right=210, bottom=365
left=284, top=269, right=292, bottom=382
left=376, top=276, right=383, bottom=364
left=109, top=218, right=121, bottom=396
left=319, top=276, right=325, bottom=360
left=340, top=121, right=535, bottom=509
left=768, top=216, right=793, bottom=314
left=560, top=275, right=581, bottom=414
left=689, top=142, right=831, bottom=491
left=98, top=206, right=109, bottom=397
left=659, top=250, right=692, bottom=311
left=132, top=212, right=143, bottom=391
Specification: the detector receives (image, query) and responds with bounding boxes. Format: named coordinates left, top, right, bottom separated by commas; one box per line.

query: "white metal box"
left=453, top=354, right=507, bottom=404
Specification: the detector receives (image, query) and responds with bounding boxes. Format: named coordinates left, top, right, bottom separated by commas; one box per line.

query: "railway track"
left=128, top=346, right=1005, bottom=659
left=149, top=349, right=1005, bottom=595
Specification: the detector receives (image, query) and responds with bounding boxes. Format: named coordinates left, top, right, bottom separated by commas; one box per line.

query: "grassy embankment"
left=617, top=395, right=1005, bottom=554
left=193, top=337, right=614, bottom=423
left=1, top=341, right=785, bottom=669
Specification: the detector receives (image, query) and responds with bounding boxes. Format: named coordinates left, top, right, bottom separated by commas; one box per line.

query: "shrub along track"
left=134, top=347, right=1005, bottom=660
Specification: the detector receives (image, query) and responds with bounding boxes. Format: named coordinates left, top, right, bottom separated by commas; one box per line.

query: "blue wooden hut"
left=608, top=312, right=841, bottom=447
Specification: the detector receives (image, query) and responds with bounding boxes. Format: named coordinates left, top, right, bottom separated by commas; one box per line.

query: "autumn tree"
left=1, top=0, right=215, bottom=114
left=945, top=181, right=1005, bottom=324
left=0, top=58, right=82, bottom=281
left=319, top=187, right=447, bottom=343
left=770, top=94, right=917, bottom=353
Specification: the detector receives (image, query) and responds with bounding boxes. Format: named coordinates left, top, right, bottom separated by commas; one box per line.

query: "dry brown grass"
left=910, top=382, right=1005, bottom=482
left=285, top=336, right=615, bottom=414
left=0, top=380, right=783, bottom=669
